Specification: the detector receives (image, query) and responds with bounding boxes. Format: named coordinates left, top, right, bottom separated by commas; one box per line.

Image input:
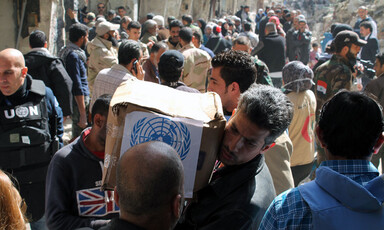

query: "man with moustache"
left=87, top=21, right=119, bottom=93
left=165, top=20, right=183, bottom=50
left=176, top=84, right=293, bottom=230
left=59, top=23, right=90, bottom=139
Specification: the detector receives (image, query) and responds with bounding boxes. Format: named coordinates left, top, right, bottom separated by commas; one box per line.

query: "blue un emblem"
left=130, top=117, right=191, bottom=160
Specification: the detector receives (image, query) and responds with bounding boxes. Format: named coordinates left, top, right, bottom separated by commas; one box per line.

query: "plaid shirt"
left=259, top=160, right=380, bottom=230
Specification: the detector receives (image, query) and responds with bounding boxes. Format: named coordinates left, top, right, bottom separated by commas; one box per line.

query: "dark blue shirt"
left=66, top=52, right=90, bottom=96
left=200, top=44, right=215, bottom=58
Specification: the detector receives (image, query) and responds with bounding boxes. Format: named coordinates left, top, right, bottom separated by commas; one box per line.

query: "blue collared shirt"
left=258, top=160, right=380, bottom=230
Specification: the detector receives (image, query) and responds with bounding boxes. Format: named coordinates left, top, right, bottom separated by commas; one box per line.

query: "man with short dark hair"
left=239, top=22, right=259, bottom=48
left=97, top=3, right=106, bottom=17
left=59, top=23, right=90, bottom=139
left=364, top=53, right=384, bottom=174
left=46, top=94, right=118, bottom=230
left=292, top=19, right=312, bottom=65
left=0, top=48, right=63, bottom=230
left=165, top=20, right=183, bottom=50
left=176, top=83, right=293, bottom=230
left=100, top=141, right=184, bottom=230
left=359, top=21, right=379, bottom=65
left=117, top=6, right=126, bottom=18
left=90, top=40, right=144, bottom=110
left=207, top=50, right=257, bottom=117
left=158, top=50, right=199, bottom=93
left=260, top=91, right=384, bottom=229
left=25, top=30, right=73, bottom=117
left=127, top=21, right=149, bottom=59
left=179, top=27, right=211, bottom=92
left=119, top=16, right=132, bottom=40
left=142, top=41, right=168, bottom=83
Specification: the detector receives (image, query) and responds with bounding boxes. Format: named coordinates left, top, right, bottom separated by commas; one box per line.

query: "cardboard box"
left=102, top=78, right=226, bottom=198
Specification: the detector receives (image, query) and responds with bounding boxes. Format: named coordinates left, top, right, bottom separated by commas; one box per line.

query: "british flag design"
left=76, top=187, right=119, bottom=217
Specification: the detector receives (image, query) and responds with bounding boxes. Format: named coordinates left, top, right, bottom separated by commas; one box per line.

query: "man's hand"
left=78, top=113, right=88, bottom=129
left=132, top=61, right=145, bottom=80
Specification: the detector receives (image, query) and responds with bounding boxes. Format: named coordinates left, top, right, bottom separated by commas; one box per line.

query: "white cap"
left=96, top=21, right=120, bottom=36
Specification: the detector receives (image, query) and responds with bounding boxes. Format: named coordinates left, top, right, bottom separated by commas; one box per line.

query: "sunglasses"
left=98, top=6, right=104, bottom=9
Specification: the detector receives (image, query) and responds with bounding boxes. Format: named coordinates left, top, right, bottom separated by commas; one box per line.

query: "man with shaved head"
left=100, top=141, right=184, bottom=230
left=0, top=48, right=63, bottom=229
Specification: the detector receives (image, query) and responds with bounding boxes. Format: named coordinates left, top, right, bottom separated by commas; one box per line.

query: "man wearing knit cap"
left=87, top=21, right=119, bottom=93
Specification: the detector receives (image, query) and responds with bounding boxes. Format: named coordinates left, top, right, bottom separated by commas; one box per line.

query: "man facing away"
left=46, top=95, right=118, bottom=230
left=90, top=40, right=144, bottom=111
left=176, top=83, right=293, bottom=230
left=179, top=27, right=211, bottom=93
left=100, top=141, right=184, bottom=230
left=24, top=30, right=73, bottom=117
left=260, top=90, right=384, bottom=229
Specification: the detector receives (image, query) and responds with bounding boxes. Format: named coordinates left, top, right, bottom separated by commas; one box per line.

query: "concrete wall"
left=0, top=0, right=17, bottom=50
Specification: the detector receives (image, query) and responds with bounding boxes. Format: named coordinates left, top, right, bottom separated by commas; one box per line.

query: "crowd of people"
left=0, top=1, right=383, bottom=230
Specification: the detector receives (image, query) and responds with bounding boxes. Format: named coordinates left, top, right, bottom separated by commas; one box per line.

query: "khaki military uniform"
left=165, top=37, right=182, bottom=50
left=180, top=43, right=211, bottom=93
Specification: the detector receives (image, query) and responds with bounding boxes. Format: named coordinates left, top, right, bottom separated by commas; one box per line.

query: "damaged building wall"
left=0, top=0, right=17, bottom=49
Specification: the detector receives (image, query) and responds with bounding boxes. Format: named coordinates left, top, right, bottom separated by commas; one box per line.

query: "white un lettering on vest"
left=1, top=103, right=43, bottom=123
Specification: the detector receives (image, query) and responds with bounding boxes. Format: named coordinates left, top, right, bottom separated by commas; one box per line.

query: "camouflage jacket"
left=180, top=43, right=212, bottom=93
left=252, top=56, right=273, bottom=86
left=314, top=54, right=354, bottom=118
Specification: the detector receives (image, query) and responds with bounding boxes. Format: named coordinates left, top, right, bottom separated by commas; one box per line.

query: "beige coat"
left=87, top=36, right=118, bottom=92
left=287, top=90, right=316, bottom=166
left=264, top=132, right=295, bottom=195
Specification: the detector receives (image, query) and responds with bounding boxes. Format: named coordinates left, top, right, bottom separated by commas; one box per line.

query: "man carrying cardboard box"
left=175, top=84, right=293, bottom=230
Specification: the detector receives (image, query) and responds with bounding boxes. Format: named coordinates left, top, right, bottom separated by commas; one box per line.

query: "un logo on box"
left=130, top=117, right=191, bottom=160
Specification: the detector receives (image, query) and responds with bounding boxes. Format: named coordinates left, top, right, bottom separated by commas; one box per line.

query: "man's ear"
left=21, top=67, right=28, bottom=78
left=229, top=82, right=240, bottom=94
left=114, top=186, right=120, bottom=207
left=44, top=42, right=48, bottom=48
left=373, top=132, right=384, bottom=154
left=172, top=194, right=183, bottom=218
left=93, top=114, right=106, bottom=128
left=315, top=125, right=326, bottom=148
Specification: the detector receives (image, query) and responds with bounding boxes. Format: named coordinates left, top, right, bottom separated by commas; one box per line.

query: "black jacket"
left=25, top=49, right=73, bottom=116
left=257, top=32, right=286, bottom=72
left=175, top=154, right=276, bottom=230
left=205, top=37, right=232, bottom=54
left=292, top=29, right=312, bottom=65
left=360, top=34, right=379, bottom=65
